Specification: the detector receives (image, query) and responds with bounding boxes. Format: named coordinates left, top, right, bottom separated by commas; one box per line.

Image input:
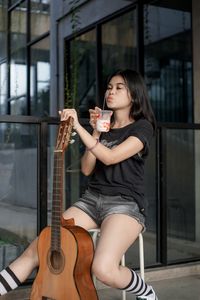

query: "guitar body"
left=66, top=225, right=98, bottom=300
left=30, top=225, right=98, bottom=300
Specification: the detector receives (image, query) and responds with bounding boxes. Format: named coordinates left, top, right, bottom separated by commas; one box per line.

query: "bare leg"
left=63, top=206, right=98, bottom=230
left=9, top=238, right=39, bottom=283
left=8, top=207, right=97, bottom=284
left=92, top=213, right=142, bottom=288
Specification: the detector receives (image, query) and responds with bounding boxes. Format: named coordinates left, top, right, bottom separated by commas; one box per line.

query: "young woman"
left=0, top=69, right=158, bottom=300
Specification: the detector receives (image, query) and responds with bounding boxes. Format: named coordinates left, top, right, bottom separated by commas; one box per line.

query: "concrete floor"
left=1, top=273, right=200, bottom=300
left=99, top=275, right=200, bottom=300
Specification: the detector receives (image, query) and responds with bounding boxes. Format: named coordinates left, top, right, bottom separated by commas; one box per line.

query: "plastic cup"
left=96, top=110, right=112, bottom=132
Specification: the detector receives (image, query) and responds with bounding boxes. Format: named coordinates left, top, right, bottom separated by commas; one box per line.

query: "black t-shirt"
left=88, top=118, right=153, bottom=215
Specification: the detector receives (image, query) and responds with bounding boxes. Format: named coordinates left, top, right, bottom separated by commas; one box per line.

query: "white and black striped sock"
left=0, top=267, right=21, bottom=295
left=121, top=269, right=154, bottom=297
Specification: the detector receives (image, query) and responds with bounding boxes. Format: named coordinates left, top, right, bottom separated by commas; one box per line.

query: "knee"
left=92, top=257, right=116, bottom=287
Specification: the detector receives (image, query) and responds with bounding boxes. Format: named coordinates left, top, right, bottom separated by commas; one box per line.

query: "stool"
left=89, top=228, right=145, bottom=300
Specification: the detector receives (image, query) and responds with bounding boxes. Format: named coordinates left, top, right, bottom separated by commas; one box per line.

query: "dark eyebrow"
left=107, top=82, right=126, bottom=86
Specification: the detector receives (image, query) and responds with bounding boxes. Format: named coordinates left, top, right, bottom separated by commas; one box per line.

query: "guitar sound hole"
left=48, top=249, right=65, bottom=274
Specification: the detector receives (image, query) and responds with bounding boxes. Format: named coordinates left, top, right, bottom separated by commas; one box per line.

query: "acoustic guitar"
left=30, top=118, right=99, bottom=300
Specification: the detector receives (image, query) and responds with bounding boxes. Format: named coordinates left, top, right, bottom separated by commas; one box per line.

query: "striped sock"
left=0, top=267, right=21, bottom=295
left=121, top=269, right=154, bottom=297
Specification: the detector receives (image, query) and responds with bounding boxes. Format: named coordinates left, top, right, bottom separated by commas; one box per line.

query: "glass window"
left=9, top=0, right=27, bottom=9
left=10, top=0, right=21, bottom=6
left=143, top=138, right=157, bottom=265
left=0, top=123, right=38, bottom=270
left=0, top=63, right=7, bottom=114
left=0, top=1, right=7, bottom=114
left=30, top=0, right=50, bottom=40
left=166, top=128, right=199, bottom=262
left=0, top=0, right=7, bottom=60
left=9, top=0, right=16, bottom=6
left=30, top=36, right=50, bottom=116
left=10, top=1, right=27, bottom=114
left=65, top=30, right=96, bottom=207
left=102, top=10, right=137, bottom=85
left=66, top=29, right=96, bottom=118
left=144, top=2, right=192, bottom=122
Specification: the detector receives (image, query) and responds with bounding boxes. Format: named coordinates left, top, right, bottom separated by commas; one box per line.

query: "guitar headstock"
left=55, top=117, right=74, bottom=152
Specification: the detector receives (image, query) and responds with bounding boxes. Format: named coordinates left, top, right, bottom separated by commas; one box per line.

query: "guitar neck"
left=51, top=150, right=64, bottom=251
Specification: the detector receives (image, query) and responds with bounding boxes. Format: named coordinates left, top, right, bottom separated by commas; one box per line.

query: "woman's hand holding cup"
left=89, top=107, right=101, bottom=130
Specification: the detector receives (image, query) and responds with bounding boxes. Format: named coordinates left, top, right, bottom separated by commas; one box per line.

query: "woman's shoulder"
left=131, top=118, right=153, bottom=130
left=128, top=118, right=154, bottom=140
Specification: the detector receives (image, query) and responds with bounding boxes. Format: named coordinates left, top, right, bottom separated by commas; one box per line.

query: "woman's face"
left=105, top=75, right=132, bottom=111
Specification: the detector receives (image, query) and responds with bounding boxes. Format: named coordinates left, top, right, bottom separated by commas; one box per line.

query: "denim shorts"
left=72, top=189, right=146, bottom=231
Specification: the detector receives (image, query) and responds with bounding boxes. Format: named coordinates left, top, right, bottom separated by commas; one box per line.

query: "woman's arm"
left=81, top=130, right=100, bottom=176
left=60, top=109, right=144, bottom=168
left=74, top=122, right=143, bottom=166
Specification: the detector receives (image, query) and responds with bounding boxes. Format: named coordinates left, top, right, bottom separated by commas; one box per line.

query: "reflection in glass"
left=144, top=4, right=192, bottom=122
left=30, top=0, right=50, bottom=40
left=166, top=129, right=199, bottom=262
left=10, top=2, right=27, bottom=114
left=66, top=29, right=96, bottom=118
left=65, top=31, right=96, bottom=206
left=0, top=63, right=7, bottom=114
left=30, top=37, right=50, bottom=116
left=144, top=138, right=157, bottom=265
left=10, top=0, right=26, bottom=6
left=0, top=123, right=38, bottom=269
left=0, top=0, right=7, bottom=60
left=102, top=10, right=137, bottom=84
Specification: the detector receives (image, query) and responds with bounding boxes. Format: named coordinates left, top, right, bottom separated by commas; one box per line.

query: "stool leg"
left=89, top=229, right=100, bottom=287
left=121, top=255, right=126, bottom=300
left=139, top=233, right=145, bottom=280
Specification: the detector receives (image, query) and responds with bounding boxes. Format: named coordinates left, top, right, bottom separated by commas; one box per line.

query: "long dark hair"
left=106, top=69, right=156, bottom=131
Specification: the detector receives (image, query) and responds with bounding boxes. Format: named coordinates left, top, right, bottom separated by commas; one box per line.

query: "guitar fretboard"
left=51, top=151, right=63, bottom=251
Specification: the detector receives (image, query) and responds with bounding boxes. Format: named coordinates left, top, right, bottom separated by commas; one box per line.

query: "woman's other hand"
left=89, top=106, right=101, bottom=130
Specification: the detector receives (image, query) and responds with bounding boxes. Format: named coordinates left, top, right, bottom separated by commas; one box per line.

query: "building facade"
left=50, top=0, right=200, bottom=267
left=0, top=0, right=200, bottom=283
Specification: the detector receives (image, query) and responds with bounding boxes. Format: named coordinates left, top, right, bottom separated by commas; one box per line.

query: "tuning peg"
left=71, top=131, right=77, bottom=136
left=69, top=139, right=75, bottom=144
